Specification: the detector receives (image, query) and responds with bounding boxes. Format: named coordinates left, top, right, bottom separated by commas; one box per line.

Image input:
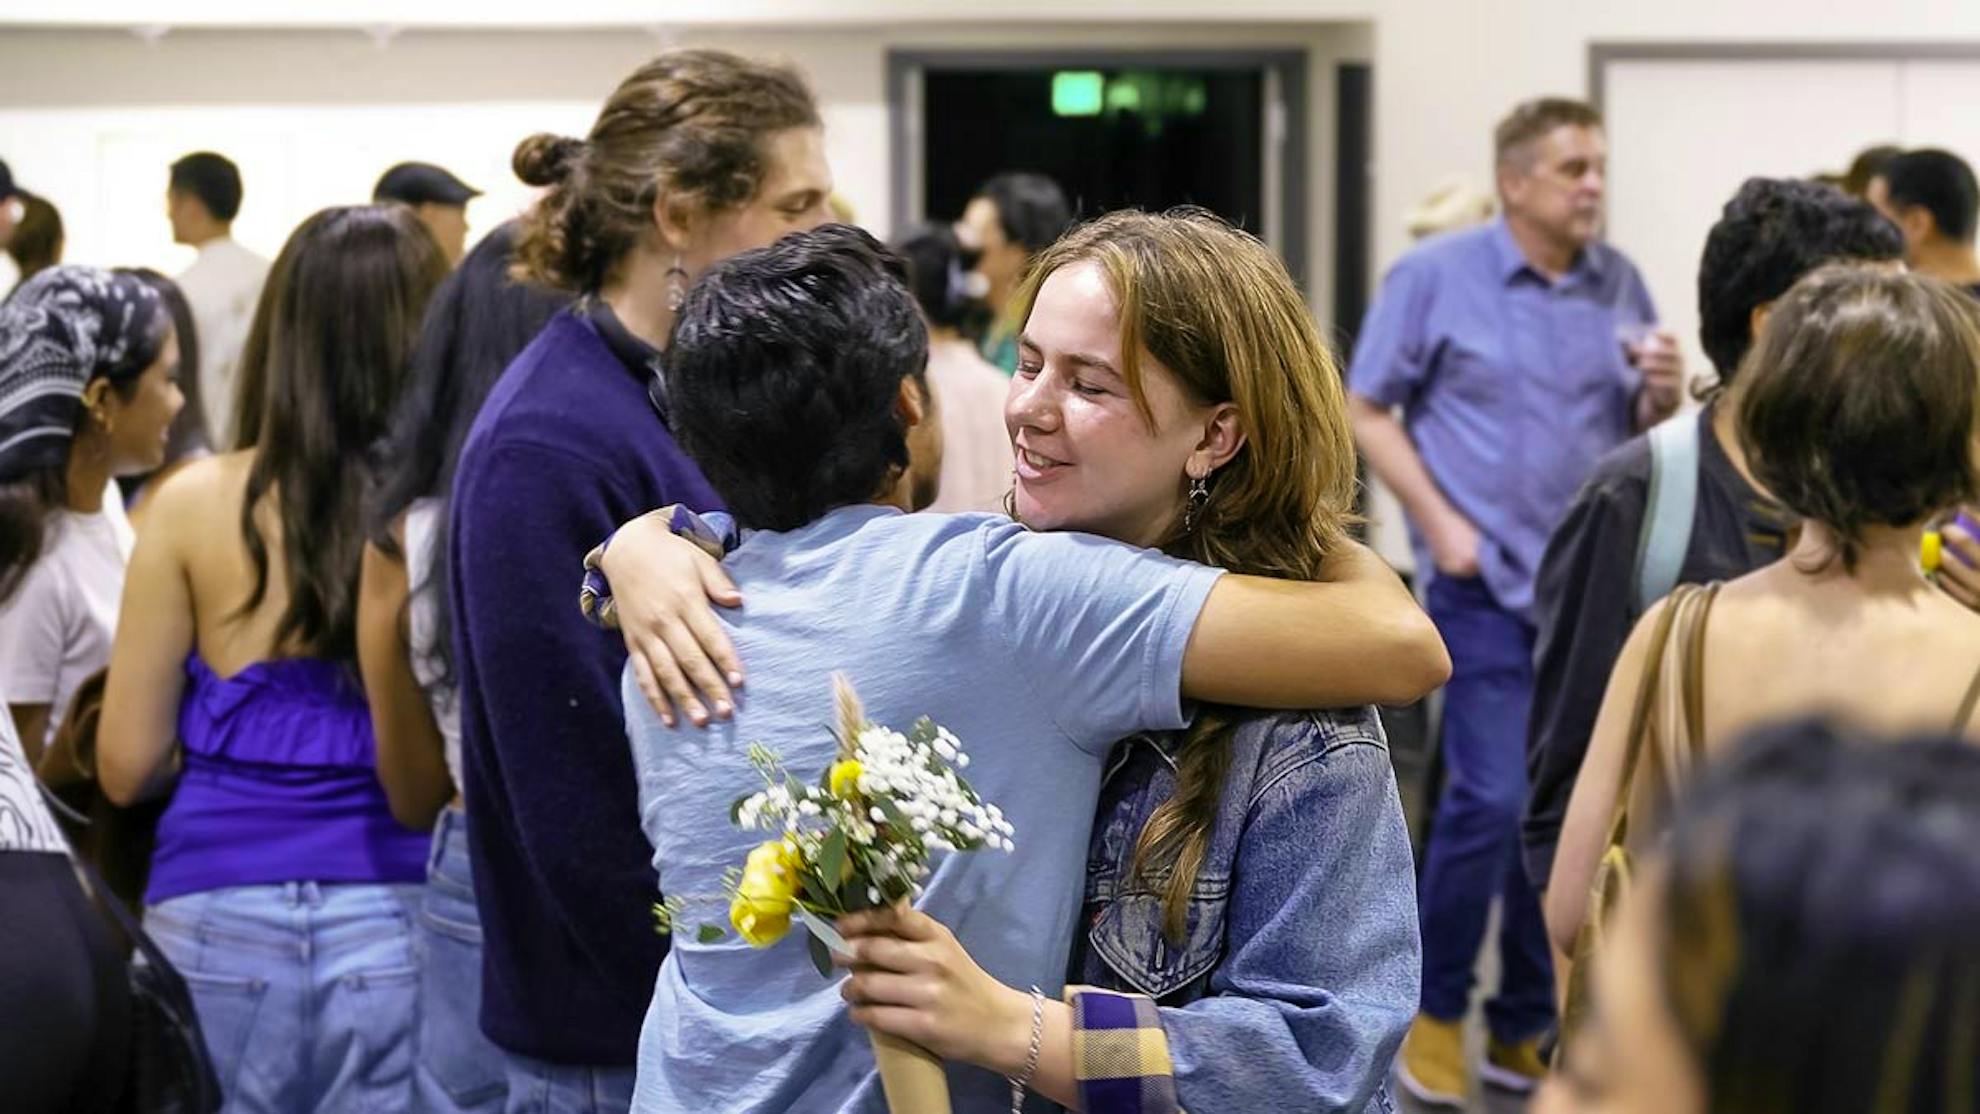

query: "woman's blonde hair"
left=1009, top=207, right=1360, bottom=937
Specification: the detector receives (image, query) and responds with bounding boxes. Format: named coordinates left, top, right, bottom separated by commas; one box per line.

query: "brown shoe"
left=1480, top=1033, right=1547, bottom=1094
left=1396, top=1014, right=1467, bottom=1107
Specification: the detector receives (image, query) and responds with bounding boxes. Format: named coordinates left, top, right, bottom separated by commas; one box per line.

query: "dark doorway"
left=921, top=67, right=1265, bottom=236
left=1332, top=62, right=1373, bottom=352
left=891, top=51, right=1307, bottom=283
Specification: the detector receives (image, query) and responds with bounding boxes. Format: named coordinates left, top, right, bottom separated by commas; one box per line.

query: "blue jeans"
left=499, top=1053, right=634, bottom=1114
left=1416, top=575, right=1555, bottom=1040
left=145, top=881, right=422, bottom=1114
left=419, top=807, right=507, bottom=1114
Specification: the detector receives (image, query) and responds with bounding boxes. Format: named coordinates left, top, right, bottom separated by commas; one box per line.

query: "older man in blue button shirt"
left=1347, top=97, right=1683, bottom=1104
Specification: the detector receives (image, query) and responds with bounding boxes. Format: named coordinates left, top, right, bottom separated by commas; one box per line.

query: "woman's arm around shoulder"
left=1183, top=541, right=1451, bottom=709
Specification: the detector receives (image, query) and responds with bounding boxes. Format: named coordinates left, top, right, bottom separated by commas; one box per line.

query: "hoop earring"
left=1182, top=473, right=1211, bottom=532
left=665, top=255, right=689, bottom=313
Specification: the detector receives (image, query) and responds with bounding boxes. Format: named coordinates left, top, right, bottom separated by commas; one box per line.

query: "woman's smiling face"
left=1004, top=261, right=1212, bottom=548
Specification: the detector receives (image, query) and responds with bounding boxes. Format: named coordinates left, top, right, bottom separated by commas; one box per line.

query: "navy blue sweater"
left=451, top=309, right=721, bottom=1064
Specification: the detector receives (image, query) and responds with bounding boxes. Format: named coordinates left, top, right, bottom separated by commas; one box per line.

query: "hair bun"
left=513, top=133, right=585, bottom=188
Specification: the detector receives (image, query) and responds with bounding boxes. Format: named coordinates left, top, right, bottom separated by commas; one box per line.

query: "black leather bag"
left=45, top=787, right=222, bottom=1114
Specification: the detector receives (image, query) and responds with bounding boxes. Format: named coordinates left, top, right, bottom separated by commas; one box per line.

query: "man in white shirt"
left=169, top=151, right=269, bottom=447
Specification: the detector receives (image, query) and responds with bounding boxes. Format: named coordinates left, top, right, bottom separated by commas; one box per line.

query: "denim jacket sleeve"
left=1154, top=738, right=1421, bottom=1112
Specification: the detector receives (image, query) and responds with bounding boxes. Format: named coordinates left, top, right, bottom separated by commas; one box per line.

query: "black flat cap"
left=373, top=161, right=480, bottom=207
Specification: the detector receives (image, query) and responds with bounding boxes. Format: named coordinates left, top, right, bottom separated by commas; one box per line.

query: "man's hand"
left=1426, top=509, right=1483, bottom=579
left=1633, top=329, right=1685, bottom=429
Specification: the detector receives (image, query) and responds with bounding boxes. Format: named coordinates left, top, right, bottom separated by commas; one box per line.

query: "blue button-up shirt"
left=1349, top=218, right=1656, bottom=617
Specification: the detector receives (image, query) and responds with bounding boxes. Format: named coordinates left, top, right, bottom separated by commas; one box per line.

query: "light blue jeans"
left=419, top=807, right=507, bottom=1114
left=145, top=881, right=422, bottom=1114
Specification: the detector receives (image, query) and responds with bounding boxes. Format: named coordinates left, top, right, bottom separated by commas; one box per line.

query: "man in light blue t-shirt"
left=616, top=225, right=1446, bottom=1112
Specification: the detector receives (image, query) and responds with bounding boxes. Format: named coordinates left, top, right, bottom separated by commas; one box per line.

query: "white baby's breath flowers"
left=722, top=701, right=1012, bottom=933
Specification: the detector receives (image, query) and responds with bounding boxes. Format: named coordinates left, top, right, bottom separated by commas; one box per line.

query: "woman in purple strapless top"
left=98, top=205, right=448, bottom=1114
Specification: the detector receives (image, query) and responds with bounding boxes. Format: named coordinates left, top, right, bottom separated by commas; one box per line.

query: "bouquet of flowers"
left=656, top=674, right=1014, bottom=1113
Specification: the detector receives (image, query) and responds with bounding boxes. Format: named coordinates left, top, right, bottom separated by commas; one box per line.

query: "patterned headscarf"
left=0, top=265, right=167, bottom=481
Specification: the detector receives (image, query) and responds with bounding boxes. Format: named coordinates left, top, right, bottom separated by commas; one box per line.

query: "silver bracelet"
left=1008, top=985, right=1046, bottom=1113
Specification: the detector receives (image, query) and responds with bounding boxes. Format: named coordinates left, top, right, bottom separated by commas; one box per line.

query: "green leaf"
left=819, top=828, right=847, bottom=891
left=807, top=929, right=834, bottom=978
left=729, top=796, right=748, bottom=825
left=696, top=923, right=726, bottom=944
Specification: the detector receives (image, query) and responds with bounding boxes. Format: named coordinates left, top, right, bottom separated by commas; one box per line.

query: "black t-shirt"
left=1520, top=404, right=1792, bottom=887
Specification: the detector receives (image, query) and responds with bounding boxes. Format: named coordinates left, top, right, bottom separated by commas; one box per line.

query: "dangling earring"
left=1183, top=473, right=1211, bottom=532
left=665, top=255, right=689, bottom=313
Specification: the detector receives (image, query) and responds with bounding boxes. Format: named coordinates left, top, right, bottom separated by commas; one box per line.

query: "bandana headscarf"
left=0, top=265, right=166, bottom=482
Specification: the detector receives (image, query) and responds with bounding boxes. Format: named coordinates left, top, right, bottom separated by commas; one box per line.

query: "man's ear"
left=1902, top=205, right=1936, bottom=247
left=896, top=374, right=930, bottom=429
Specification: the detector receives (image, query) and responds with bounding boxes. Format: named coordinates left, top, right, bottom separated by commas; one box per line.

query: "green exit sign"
left=1052, top=71, right=1104, bottom=117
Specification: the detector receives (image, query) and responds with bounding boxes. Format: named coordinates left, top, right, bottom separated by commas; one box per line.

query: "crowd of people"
left=0, top=43, right=1977, bottom=1114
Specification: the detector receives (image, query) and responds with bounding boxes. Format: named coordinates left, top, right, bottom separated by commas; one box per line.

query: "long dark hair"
left=366, top=220, right=569, bottom=677
left=237, top=205, right=446, bottom=661
left=1657, top=719, right=1980, bottom=1113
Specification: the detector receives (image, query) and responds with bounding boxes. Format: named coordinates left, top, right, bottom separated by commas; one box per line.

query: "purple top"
left=144, top=655, right=429, bottom=905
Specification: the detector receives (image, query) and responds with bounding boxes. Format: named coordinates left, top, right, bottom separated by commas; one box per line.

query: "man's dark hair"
left=976, top=172, right=1072, bottom=255
left=1696, top=177, right=1903, bottom=384
left=1879, top=148, right=1980, bottom=243
left=169, top=151, right=245, bottom=223
left=665, top=224, right=929, bottom=531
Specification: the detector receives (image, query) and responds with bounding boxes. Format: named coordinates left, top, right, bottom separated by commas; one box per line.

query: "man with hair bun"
left=447, top=48, right=834, bottom=1111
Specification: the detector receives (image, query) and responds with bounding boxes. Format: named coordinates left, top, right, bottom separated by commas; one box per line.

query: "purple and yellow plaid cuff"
left=578, top=506, right=738, bottom=629
left=1067, top=986, right=1183, bottom=1114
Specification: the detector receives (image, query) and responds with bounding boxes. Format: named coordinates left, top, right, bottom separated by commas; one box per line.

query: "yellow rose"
left=829, top=759, right=864, bottom=799
left=729, top=893, right=792, bottom=947
left=728, top=838, right=806, bottom=946
left=744, top=838, right=801, bottom=884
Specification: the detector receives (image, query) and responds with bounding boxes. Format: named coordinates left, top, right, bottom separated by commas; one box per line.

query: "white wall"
left=11, top=1, right=1980, bottom=280
left=0, top=22, right=1366, bottom=322
left=1369, top=2, right=1980, bottom=268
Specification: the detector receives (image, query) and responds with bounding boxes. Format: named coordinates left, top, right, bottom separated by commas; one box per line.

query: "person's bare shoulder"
left=141, top=451, right=252, bottom=544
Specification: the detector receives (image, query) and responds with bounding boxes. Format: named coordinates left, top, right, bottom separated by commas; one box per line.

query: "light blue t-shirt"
left=625, top=505, right=1224, bottom=1113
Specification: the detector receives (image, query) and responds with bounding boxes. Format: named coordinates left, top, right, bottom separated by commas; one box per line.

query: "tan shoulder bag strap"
left=1601, top=584, right=1696, bottom=853
left=1953, top=661, right=1980, bottom=735
left=1676, top=582, right=1722, bottom=757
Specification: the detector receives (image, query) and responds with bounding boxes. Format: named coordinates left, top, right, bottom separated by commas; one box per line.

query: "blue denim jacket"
left=1070, top=706, right=1420, bottom=1112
